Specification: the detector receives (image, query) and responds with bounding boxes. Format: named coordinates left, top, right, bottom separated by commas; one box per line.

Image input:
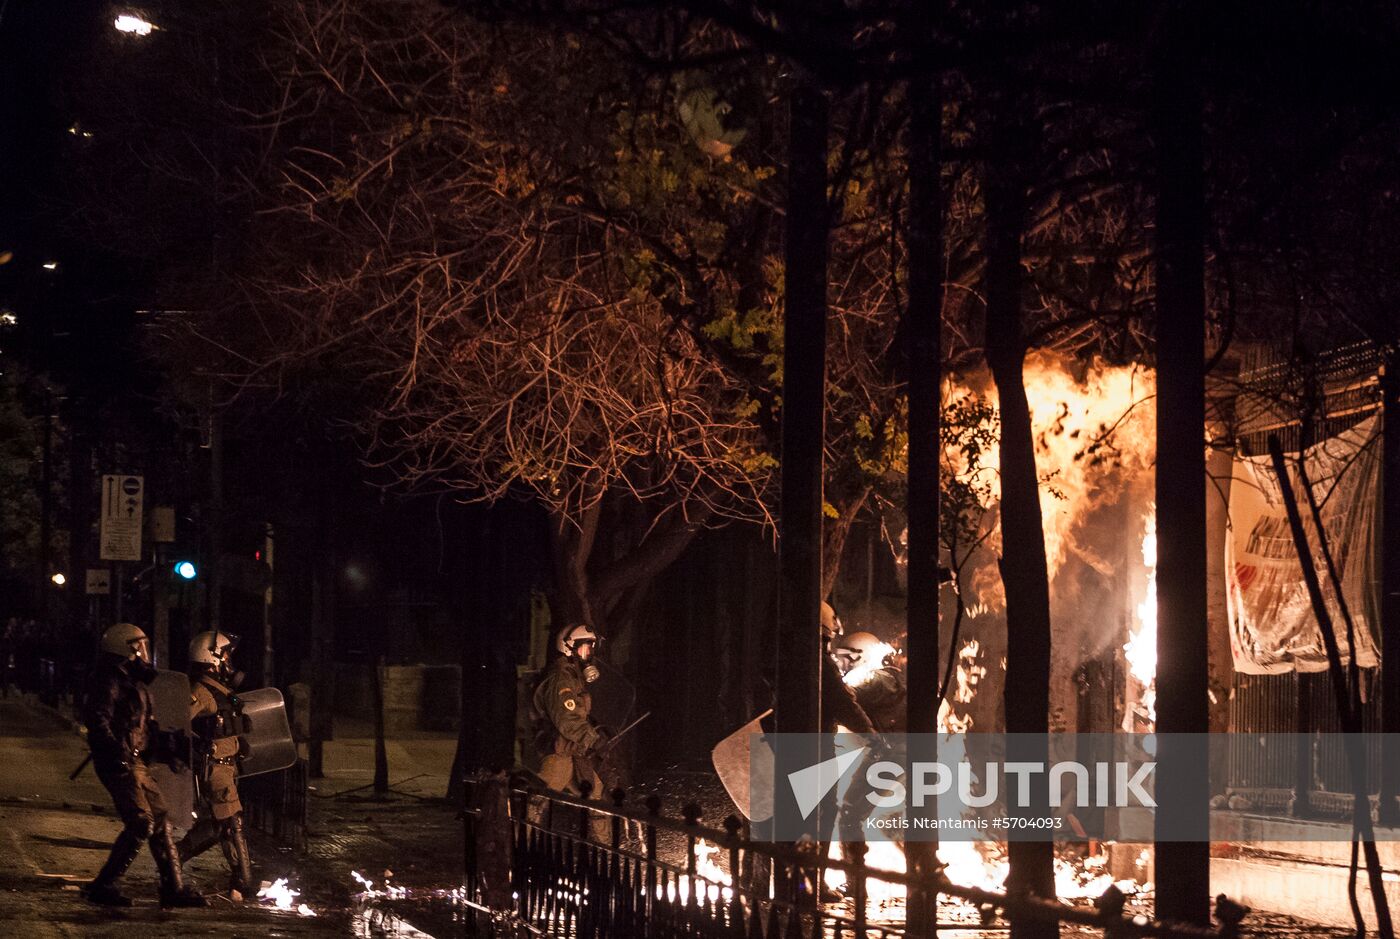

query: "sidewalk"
left=0, top=695, right=351, bottom=937
left=300, top=718, right=467, bottom=936
left=311, top=716, right=458, bottom=800
left=0, top=695, right=466, bottom=938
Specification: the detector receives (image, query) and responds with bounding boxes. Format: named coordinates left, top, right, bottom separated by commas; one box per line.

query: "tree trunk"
left=903, top=67, right=944, bottom=935
left=1152, top=4, right=1211, bottom=922
left=547, top=498, right=711, bottom=642
left=820, top=488, right=870, bottom=601
left=774, top=78, right=830, bottom=842
left=450, top=512, right=491, bottom=804
left=984, top=119, right=1056, bottom=933
left=548, top=501, right=602, bottom=628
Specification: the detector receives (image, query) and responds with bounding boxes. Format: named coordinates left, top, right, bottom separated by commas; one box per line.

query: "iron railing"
left=463, top=777, right=1248, bottom=939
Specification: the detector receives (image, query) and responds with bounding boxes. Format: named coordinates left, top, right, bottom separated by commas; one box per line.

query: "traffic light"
left=173, top=560, right=198, bottom=580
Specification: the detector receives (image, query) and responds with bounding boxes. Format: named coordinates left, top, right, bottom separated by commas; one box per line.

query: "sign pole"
left=98, top=473, right=145, bottom=626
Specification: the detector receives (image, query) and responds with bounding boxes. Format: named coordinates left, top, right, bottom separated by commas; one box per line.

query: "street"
left=0, top=697, right=460, bottom=938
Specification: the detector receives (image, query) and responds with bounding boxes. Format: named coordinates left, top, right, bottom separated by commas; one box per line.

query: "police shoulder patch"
left=563, top=698, right=577, bottom=711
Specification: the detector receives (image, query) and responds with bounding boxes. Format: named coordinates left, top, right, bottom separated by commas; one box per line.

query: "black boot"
left=219, top=814, right=254, bottom=896
left=176, top=817, right=221, bottom=864
left=149, top=822, right=207, bottom=908
left=81, top=829, right=143, bottom=907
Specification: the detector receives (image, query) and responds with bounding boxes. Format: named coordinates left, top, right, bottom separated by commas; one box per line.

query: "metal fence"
left=241, top=759, right=309, bottom=849
left=1227, top=672, right=1384, bottom=817
left=462, top=777, right=1247, bottom=939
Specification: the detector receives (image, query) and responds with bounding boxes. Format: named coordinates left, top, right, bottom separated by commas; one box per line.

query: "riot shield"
left=711, top=709, right=774, bottom=822
left=236, top=687, right=298, bottom=779
left=147, top=669, right=195, bottom=835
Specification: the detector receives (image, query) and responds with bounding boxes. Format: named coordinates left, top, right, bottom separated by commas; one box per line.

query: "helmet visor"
left=129, top=637, right=152, bottom=663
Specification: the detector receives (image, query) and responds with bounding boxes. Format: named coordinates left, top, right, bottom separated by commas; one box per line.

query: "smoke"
left=908, top=353, right=1158, bottom=733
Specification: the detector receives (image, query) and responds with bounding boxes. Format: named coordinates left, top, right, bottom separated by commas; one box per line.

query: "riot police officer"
left=819, top=603, right=876, bottom=736
left=529, top=624, right=611, bottom=839
left=81, top=623, right=206, bottom=908
left=832, top=631, right=907, bottom=733
left=176, top=631, right=254, bottom=896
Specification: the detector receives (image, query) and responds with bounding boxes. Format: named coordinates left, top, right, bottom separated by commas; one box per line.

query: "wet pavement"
left=0, top=695, right=471, bottom=938
left=0, top=696, right=356, bottom=937
left=0, top=696, right=1365, bottom=937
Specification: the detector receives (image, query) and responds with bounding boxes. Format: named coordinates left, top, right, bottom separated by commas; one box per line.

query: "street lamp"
left=50, top=572, right=66, bottom=586
left=113, top=14, right=156, bottom=35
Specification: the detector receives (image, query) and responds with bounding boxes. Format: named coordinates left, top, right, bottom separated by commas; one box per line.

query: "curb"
left=20, top=692, right=85, bottom=736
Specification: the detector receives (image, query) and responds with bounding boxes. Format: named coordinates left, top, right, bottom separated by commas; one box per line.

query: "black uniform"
left=81, top=657, right=204, bottom=908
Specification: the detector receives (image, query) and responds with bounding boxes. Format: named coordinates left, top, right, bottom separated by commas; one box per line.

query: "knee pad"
left=220, top=814, right=245, bottom=837
left=126, top=815, right=156, bottom=840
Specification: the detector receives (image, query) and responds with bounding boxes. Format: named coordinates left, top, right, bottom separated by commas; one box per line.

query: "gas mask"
left=129, top=657, right=159, bottom=685
left=582, top=663, right=601, bottom=684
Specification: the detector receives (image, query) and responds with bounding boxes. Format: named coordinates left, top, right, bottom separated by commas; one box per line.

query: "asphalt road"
left=0, top=696, right=348, bottom=938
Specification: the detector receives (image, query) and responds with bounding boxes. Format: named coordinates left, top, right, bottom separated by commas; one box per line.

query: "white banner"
left=1226, top=418, right=1381, bottom=674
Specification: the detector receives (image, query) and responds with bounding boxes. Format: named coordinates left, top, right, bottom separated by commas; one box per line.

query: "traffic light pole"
left=152, top=544, right=169, bottom=667
left=206, top=408, right=224, bottom=634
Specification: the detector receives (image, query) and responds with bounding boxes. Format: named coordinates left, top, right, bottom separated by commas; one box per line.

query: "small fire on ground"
left=257, top=877, right=317, bottom=917
left=822, top=840, right=1148, bottom=920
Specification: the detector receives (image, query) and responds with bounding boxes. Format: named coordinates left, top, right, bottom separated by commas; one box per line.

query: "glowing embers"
left=939, top=639, right=986, bottom=734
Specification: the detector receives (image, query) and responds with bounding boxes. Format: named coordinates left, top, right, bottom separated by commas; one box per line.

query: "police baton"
left=597, top=711, right=651, bottom=752
left=69, top=753, right=92, bottom=780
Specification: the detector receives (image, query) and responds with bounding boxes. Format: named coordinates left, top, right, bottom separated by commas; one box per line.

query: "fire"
left=941, top=840, right=1008, bottom=892
left=1124, top=510, right=1158, bottom=725
left=674, top=839, right=733, bottom=903
left=942, top=354, right=1156, bottom=579
left=938, top=639, right=985, bottom=734
left=824, top=839, right=910, bottom=906
left=257, top=877, right=317, bottom=917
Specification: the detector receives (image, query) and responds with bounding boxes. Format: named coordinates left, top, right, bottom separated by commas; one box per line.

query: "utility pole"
left=151, top=541, right=167, bottom=665
left=150, top=506, right=176, bottom=666
left=262, top=522, right=275, bottom=685
left=38, top=391, right=53, bottom=618
left=205, top=406, right=224, bottom=634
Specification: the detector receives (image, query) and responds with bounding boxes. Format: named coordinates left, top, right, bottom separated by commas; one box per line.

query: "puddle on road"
left=348, top=875, right=469, bottom=939
left=353, top=898, right=447, bottom=937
